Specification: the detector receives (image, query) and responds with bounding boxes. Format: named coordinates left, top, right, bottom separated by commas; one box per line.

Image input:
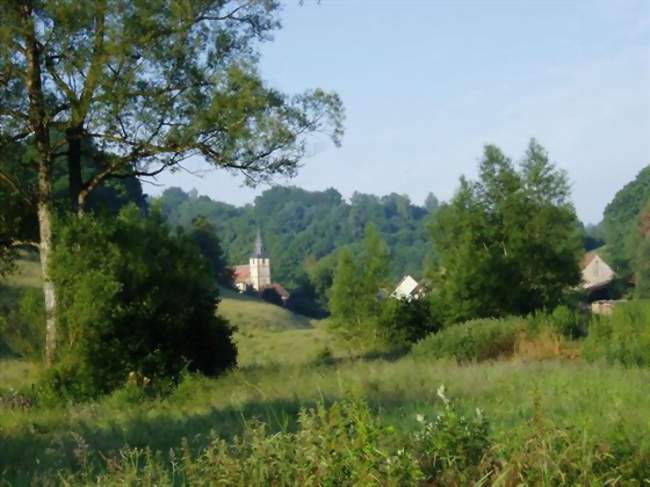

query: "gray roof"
left=252, top=229, right=266, bottom=258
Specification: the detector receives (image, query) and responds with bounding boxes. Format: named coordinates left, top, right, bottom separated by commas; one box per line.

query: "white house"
left=392, top=275, right=424, bottom=300
left=581, top=253, right=615, bottom=292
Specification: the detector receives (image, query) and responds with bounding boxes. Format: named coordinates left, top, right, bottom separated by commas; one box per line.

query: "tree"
left=430, top=140, right=582, bottom=324
left=601, top=165, right=650, bottom=273
left=260, top=286, right=283, bottom=307
left=425, top=192, right=439, bottom=212
left=634, top=202, right=650, bottom=299
left=48, top=206, right=237, bottom=397
left=1, top=1, right=344, bottom=364
left=329, top=224, right=390, bottom=346
left=328, top=247, right=360, bottom=335
left=188, top=215, right=230, bottom=286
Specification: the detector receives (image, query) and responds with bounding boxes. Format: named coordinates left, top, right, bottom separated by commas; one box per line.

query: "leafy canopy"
left=46, top=206, right=237, bottom=398
left=430, top=139, right=582, bottom=324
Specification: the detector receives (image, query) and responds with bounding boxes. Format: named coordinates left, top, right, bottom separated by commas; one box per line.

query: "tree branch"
left=0, top=168, right=34, bottom=206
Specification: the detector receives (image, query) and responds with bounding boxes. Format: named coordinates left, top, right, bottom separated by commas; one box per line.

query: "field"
left=1, top=261, right=650, bottom=484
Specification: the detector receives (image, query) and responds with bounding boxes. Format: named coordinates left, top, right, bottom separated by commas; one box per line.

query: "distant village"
left=231, top=231, right=622, bottom=315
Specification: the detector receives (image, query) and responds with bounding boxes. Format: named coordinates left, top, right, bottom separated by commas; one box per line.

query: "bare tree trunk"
left=66, top=125, right=83, bottom=215
left=37, top=162, right=57, bottom=366
left=21, top=0, right=57, bottom=365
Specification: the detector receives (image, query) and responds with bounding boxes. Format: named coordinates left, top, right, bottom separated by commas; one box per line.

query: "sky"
left=153, top=0, right=650, bottom=224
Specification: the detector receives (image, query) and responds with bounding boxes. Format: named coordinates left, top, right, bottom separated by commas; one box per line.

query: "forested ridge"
left=155, top=186, right=439, bottom=289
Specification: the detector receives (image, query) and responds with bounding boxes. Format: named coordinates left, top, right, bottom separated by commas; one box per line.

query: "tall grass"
left=582, top=300, right=650, bottom=366
left=1, top=357, right=649, bottom=484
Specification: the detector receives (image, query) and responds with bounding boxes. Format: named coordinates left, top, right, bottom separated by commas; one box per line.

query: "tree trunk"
left=66, top=126, right=83, bottom=215
left=21, top=0, right=57, bottom=365
left=37, top=162, right=57, bottom=366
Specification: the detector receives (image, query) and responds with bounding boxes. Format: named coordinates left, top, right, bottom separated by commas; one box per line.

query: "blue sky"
left=154, top=0, right=650, bottom=224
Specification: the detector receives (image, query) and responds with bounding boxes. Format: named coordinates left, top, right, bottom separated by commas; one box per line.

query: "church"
left=232, top=230, right=272, bottom=292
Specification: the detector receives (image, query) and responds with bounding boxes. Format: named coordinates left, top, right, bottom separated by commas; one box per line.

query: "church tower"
left=249, top=230, right=271, bottom=291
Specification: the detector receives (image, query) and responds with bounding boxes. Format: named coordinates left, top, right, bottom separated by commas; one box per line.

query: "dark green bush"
left=46, top=206, right=237, bottom=399
left=411, top=317, right=525, bottom=362
left=377, top=297, right=439, bottom=346
left=582, top=300, right=650, bottom=366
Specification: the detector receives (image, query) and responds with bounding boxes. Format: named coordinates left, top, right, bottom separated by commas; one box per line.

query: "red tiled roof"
left=232, top=265, right=250, bottom=283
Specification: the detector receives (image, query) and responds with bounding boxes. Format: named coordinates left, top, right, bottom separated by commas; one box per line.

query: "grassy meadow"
left=1, top=260, right=650, bottom=484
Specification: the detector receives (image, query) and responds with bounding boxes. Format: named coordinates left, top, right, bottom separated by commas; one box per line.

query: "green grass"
left=1, top=357, right=649, bottom=482
left=2, top=258, right=650, bottom=483
left=1, top=259, right=335, bottom=367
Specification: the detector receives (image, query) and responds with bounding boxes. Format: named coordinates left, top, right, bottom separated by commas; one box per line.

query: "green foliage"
left=528, top=304, right=587, bottom=339
left=156, top=186, right=436, bottom=295
left=187, top=215, right=231, bottom=286
left=329, top=225, right=393, bottom=347
left=412, top=317, right=526, bottom=362
left=0, top=288, right=45, bottom=360
left=602, top=165, right=650, bottom=273
left=260, top=286, right=284, bottom=307
left=414, top=386, right=490, bottom=482
left=1, top=1, right=343, bottom=206
left=636, top=238, right=650, bottom=299
left=376, top=297, right=439, bottom=346
left=582, top=301, right=650, bottom=367
left=634, top=202, right=650, bottom=298
left=46, top=207, right=236, bottom=398
left=53, top=398, right=423, bottom=486
left=430, top=140, right=582, bottom=324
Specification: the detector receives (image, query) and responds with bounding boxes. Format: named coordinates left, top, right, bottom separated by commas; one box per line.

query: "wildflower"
left=416, top=414, right=425, bottom=423
left=437, top=384, right=450, bottom=406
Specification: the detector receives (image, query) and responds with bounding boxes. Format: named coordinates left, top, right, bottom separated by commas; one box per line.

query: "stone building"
left=233, top=230, right=271, bottom=292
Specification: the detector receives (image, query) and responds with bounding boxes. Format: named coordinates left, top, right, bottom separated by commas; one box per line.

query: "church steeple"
left=252, top=229, right=265, bottom=258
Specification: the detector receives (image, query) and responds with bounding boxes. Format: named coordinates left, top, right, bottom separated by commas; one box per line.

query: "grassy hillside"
left=0, top=257, right=336, bottom=368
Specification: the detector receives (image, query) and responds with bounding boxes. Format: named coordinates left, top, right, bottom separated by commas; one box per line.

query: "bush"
left=65, top=398, right=424, bottom=486
left=377, top=297, right=439, bottom=346
left=414, top=385, right=491, bottom=482
left=46, top=206, right=237, bottom=399
left=528, top=304, right=587, bottom=339
left=260, top=286, right=284, bottom=307
left=412, top=317, right=525, bottom=362
left=582, top=300, right=650, bottom=367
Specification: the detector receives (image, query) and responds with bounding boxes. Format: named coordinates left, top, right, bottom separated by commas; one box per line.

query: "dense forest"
left=155, top=186, right=439, bottom=290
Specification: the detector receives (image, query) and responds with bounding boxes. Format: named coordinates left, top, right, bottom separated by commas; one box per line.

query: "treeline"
left=155, top=186, right=438, bottom=291
left=599, top=165, right=650, bottom=297
left=327, top=140, right=586, bottom=349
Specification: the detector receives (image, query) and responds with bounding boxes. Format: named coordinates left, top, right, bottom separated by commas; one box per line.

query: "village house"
left=580, top=252, right=615, bottom=301
left=392, top=275, right=425, bottom=300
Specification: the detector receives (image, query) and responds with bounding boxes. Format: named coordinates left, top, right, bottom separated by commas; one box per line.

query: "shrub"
left=582, top=300, right=650, bottom=366
left=65, top=398, right=424, bottom=486
left=412, top=317, right=526, bottom=362
left=46, top=206, right=237, bottom=399
left=414, top=385, right=491, bottom=482
left=260, top=286, right=284, bottom=307
left=528, top=304, right=587, bottom=339
left=376, top=297, right=439, bottom=346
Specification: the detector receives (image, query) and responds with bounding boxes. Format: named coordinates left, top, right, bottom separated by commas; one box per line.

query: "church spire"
left=252, top=229, right=265, bottom=258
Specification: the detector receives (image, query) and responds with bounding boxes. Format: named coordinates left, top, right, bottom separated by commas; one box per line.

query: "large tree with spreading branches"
left=0, top=0, right=344, bottom=364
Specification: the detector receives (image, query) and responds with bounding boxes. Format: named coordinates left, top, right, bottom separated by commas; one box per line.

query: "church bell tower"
left=249, top=230, right=271, bottom=291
